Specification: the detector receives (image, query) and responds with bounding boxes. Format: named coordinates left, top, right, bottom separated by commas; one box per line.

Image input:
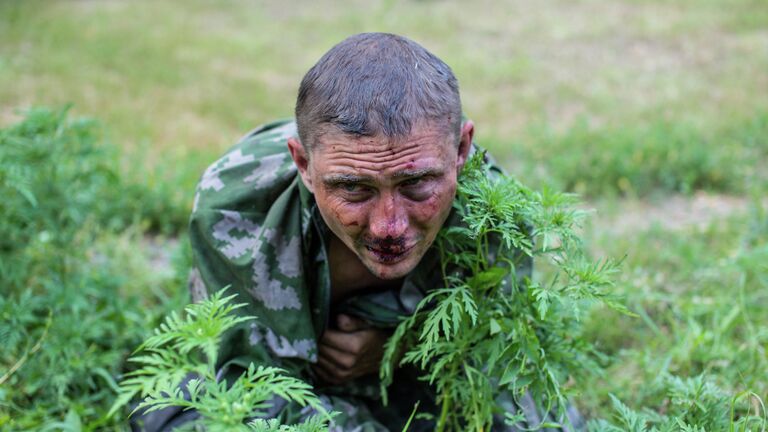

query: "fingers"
left=336, top=313, right=368, bottom=332
left=312, top=319, right=389, bottom=385
left=313, top=345, right=366, bottom=385
left=312, top=357, right=347, bottom=386
left=320, top=328, right=366, bottom=353
left=312, top=345, right=378, bottom=385
left=318, top=340, right=356, bottom=370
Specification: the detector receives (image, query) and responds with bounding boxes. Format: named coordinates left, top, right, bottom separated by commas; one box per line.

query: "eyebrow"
left=391, top=168, right=443, bottom=179
left=321, top=174, right=373, bottom=186
left=321, top=168, right=444, bottom=186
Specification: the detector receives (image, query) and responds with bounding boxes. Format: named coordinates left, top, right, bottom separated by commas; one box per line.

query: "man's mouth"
left=363, top=243, right=415, bottom=264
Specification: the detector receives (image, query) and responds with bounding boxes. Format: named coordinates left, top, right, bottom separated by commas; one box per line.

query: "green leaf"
left=113, top=288, right=328, bottom=430
left=499, top=365, right=518, bottom=387
left=468, top=266, right=509, bottom=291
left=489, top=318, right=502, bottom=335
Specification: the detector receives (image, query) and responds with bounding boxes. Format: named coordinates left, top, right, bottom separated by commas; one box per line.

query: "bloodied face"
left=288, top=121, right=474, bottom=280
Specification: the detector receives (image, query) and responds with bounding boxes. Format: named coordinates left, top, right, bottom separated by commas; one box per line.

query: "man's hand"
left=313, top=314, right=389, bottom=386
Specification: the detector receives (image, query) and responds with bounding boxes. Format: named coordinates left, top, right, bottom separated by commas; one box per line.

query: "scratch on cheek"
left=332, top=206, right=360, bottom=227
left=429, top=191, right=451, bottom=216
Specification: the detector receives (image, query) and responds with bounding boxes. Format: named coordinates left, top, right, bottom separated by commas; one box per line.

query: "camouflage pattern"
left=188, top=119, right=441, bottom=364
left=188, top=119, right=446, bottom=430
left=183, top=120, right=578, bottom=431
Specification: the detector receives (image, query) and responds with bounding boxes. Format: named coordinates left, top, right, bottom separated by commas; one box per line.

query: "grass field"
left=1, top=0, right=766, bottom=429
left=2, top=0, right=767, bottom=198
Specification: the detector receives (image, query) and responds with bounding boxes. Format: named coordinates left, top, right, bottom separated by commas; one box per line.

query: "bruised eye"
left=400, top=177, right=433, bottom=201
left=400, top=178, right=423, bottom=187
left=336, top=183, right=373, bottom=202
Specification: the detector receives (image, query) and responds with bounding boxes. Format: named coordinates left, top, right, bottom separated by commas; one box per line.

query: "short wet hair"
left=295, top=33, right=462, bottom=151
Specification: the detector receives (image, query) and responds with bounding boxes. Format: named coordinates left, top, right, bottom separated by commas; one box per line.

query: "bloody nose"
left=369, top=193, right=408, bottom=239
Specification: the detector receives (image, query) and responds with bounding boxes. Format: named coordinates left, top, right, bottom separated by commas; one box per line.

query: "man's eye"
left=400, top=178, right=433, bottom=201
left=341, top=183, right=361, bottom=192
left=400, top=178, right=422, bottom=187
left=336, top=183, right=372, bottom=202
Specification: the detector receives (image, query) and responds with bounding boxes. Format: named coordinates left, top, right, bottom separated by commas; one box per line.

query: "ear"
left=287, top=137, right=314, bottom=193
left=456, top=120, right=474, bottom=172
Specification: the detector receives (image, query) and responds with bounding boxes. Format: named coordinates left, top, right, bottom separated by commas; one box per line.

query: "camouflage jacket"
left=188, top=119, right=521, bottom=382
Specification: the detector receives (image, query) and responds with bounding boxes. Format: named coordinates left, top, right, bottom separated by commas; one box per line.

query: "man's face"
left=288, top=121, right=473, bottom=280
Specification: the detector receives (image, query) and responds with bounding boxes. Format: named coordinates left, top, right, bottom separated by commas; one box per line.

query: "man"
left=155, top=33, right=581, bottom=431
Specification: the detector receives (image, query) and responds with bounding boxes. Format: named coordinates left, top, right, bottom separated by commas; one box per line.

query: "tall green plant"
left=587, top=374, right=766, bottom=431
left=111, top=289, right=333, bottom=431
left=0, top=106, right=186, bottom=429
left=380, top=151, right=628, bottom=431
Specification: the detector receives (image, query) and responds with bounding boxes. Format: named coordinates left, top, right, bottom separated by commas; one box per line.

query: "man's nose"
left=368, top=193, right=408, bottom=239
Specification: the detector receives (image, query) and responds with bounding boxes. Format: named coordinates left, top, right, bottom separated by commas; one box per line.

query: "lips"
left=364, top=243, right=415, bottom=264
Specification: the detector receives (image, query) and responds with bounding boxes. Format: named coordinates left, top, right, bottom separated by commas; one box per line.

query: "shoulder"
left=192, top=120, right=299, bottom=215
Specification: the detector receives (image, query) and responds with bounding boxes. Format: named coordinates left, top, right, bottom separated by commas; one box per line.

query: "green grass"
left=0, top=108, right=190, bottom=429
left=0, top=0, right=766, bottom=429
left=500, top=111, right=768, bottom=197
left=579, top=205, right=768, bottom=421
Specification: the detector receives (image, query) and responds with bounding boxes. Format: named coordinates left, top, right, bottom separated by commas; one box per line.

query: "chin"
left=366, top=262, right=415, bottom=280
left=360, top=252, right=422, bottom=280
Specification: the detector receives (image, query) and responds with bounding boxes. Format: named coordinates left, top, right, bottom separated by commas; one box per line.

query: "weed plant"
left=587, top=374, right=766, bottom=431
left=0, top=107, right=187, bottom=429
left=2, top=106, right=765, bottom=428
left=580, top=202, right=768, bottom=428
left=111, top=289, right=332, bottom=431
left=380, top=152, right=628, bottom=431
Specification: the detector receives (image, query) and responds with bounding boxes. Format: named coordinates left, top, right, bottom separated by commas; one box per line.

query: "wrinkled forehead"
left=306, top=123, right=459, bottom=179
left=308, top=121, right=457, bottom=155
